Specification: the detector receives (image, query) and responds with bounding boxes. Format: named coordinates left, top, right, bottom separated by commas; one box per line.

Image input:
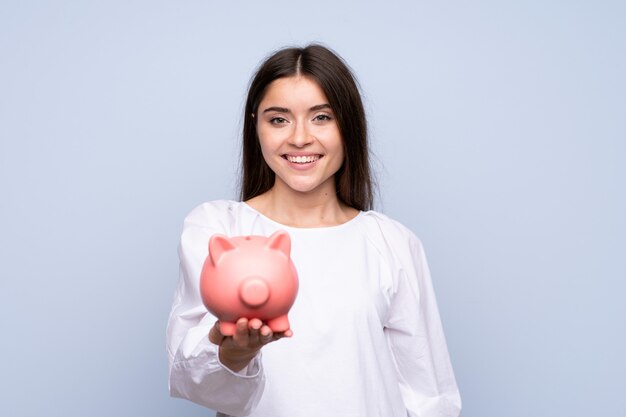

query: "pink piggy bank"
left=200, top=230, right=299, bottom=336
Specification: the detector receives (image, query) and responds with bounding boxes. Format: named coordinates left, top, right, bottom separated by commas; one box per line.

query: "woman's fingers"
left=232, top=318, right=250, bottom=347
left=208, top=318, right=291, bottom=348
left=259, top=324, right=273, bottom=345
left=248, top=318, right=263, bottom=346
left=249, top=318, right=263, bottom=329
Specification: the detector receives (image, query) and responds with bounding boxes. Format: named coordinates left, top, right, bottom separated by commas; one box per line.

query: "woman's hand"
left=208, top=317, right=288, bottom=372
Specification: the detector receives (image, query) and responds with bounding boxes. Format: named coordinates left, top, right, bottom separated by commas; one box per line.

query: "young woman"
left=166, top=44, right=461, bottom=417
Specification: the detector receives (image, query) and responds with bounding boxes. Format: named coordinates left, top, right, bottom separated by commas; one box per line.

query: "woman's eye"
left=314, top=114, right=332, bottom=122
left=270, top=117, right=288, bottom=125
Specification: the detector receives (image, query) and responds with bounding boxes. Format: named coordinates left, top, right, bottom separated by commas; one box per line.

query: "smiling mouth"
left=283, top=155, right=322, bottom=164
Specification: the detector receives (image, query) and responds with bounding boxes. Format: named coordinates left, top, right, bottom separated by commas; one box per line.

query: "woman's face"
left=255, top=76, right=344, bottom=196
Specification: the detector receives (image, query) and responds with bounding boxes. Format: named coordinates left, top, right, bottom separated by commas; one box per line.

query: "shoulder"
left=184, top=199, right=236, bottom=220
left=358, top=210, right=423, bottom=249
left=179, top=200, right=245, bottom=257
left=355, top=210, right=428, bottom=271
left=182, top=200, right=243, bottom=233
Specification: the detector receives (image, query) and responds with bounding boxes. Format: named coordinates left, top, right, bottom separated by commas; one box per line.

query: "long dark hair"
left=239, top=44, right=374, bottom=211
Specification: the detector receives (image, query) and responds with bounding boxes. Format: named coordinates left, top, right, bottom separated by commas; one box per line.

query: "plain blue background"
left=1, top=1, right=624, bottom=416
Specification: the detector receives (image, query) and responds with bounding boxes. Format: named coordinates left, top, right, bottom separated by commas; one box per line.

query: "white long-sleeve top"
left=167, top=200, right=461, bottom=417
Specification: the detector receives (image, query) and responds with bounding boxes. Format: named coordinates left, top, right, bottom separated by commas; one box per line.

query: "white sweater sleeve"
left=166, top=203, right=265, bottom=416
left=383, top=227, right=462, bottom=417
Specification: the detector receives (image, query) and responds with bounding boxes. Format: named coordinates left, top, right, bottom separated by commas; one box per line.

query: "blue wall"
left=1, top=1, right=624, bottom=416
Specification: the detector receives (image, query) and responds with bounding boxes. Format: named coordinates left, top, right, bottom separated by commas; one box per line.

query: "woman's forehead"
left=259, top=76, right=329, bottom=110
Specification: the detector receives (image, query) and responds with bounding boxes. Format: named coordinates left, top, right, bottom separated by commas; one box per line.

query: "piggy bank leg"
left=266, top=315, right=291, bottom=335
left=218, top=321, right=237, bottom=336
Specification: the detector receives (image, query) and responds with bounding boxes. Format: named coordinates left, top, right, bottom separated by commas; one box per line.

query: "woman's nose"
left=289, top=121, right=314, bottom=147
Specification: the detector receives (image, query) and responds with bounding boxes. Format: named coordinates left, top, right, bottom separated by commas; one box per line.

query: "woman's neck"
left=245, top=183, right=359, bottom=228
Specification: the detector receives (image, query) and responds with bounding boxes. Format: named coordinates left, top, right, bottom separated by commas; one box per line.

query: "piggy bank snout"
left=239, top=276, right=270, bottom=308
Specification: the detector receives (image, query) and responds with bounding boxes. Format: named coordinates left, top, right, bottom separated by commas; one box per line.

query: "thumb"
left=208, top=321, right=225, bottom=346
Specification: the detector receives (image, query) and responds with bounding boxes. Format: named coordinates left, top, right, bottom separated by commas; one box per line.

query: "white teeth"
left=287, top=155, right=320, bottom=163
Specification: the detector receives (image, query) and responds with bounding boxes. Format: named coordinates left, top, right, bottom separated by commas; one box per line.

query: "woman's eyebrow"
left=310, top=104, right=331, bottom=111
left=262, top=106, right=290, bottom=114
left=262, top=104, right=332, bottom=114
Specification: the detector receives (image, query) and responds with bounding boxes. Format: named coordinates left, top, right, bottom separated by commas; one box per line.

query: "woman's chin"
left=282, top=178, right=335, bottom=195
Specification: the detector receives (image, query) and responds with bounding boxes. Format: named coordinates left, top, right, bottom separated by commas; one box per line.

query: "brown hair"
left=240, top=44, right=374, bottom=211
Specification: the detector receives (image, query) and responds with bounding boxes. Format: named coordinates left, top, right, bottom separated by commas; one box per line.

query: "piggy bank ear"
left=266, top=230, right=291, bottom=257
left=209, top=234, right=236, bottom=265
